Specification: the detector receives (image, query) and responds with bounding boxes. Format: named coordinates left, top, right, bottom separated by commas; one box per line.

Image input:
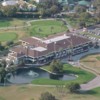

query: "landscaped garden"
left=28, top=20, right=67, bottom=37
left=32, top=64, right=95, bottom=85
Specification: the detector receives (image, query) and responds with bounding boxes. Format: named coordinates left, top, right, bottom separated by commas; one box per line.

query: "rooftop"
left=43, top=34, right=70, bottom=44
left=33, top=47, right=47, bottom=52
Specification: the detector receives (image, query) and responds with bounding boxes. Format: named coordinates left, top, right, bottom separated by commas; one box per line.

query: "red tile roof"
left=10, top=33, right=91, bottom=58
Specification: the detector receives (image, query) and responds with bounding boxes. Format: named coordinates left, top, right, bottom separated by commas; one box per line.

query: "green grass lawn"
left=28, top=20, right=67, bottom=37
left=96, top=56, right=100, bottom=61
left=0, top=32, right=17, bottom=42
left=0, top=18, right=26, bottom=28
left=0, top=20, right=10, bottom=27
left=32, top=64, right=95, bottom=85
left=87, top=87, right=100, bottom=97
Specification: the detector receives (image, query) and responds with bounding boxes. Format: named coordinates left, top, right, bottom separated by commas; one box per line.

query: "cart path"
left=73, top=62, right=100, bottom=91
left=80, top=75, right=100, bottom=90
left=0, top=18, right=54, bottom=30
left=0, top=18, right=72, bottom=32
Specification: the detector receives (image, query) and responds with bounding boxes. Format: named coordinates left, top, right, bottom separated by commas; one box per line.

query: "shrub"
left=6, top=41, right=14, bottom=46
left=39, top=92, right=58, bottom=100
left=67, top=83, right=80, bottom=93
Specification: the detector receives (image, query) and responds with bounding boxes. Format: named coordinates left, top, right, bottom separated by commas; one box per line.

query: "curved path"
left=80, top=75, right=100, bottom=91
left=0, top=18, right=72, bottom=32
left=0, top=18, right=55, bottom=30
left=62, top=47, right=100, bottom=90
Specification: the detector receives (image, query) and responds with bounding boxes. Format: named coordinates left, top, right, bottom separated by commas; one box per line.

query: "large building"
left=6, top=33, right=91, bottom=65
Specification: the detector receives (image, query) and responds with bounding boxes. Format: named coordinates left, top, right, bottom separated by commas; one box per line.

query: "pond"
left=7, top=67, right=76, bottom=84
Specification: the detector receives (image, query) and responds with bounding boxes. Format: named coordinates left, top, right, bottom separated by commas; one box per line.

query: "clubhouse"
left=6, top=32, right=91, bottom=65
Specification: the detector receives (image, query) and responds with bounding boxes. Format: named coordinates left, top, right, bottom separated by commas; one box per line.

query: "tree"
left=0, top=42, right=5, bottom=51
left=92, top=0, right=100, bottom=20
left=63, top=5, right=69, bottom=11
left=0, top=7, right=3, bottom=17
left=39, top=92, right=58, bottom=100
left=0, top=60, right=17, bottom=83
left=0, top=67, right=6, bottom=83
left=74, top=5, right=87, bottom=13
left=66, top=83, right=80, bottom=93
left=1, top=5, right=18, bottom=17
left=50, top=60, right=63, bottom=73
left=50, top=5, right=59, bottom=15
left=6, top=41, right=14, bottom=47
left=38, top=8, right=45, bottom=18
left=0, top=59, right=7, bottom=83
left=78, top=21, right=86, bottom=28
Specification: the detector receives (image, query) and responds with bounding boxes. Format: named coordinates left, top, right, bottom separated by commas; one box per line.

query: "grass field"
left=81, top=54, right=100, bottom=71
left=0, top=32, right=17, bottom=42
left=28, top=20, right=67, bottom=37
left=0, top=20, right=10, bottom=27
left=0, top=18, right=26, bottom=27
left=32, top=64, right=95, bottom=85
left=0, top=19, right=67, bottom=42
left=96, top=56, right=100, bottom=61
left=0, top=85, right=100, bottom=100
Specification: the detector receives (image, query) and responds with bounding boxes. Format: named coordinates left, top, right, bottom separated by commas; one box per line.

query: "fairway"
left=29, top=20, right=67, bottom=37
left=0, top=32, right=17, bottom=42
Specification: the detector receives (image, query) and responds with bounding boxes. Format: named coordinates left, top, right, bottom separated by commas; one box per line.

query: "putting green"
left=29, top=20, right=67, bottom=37
left=0, top=32, right=17, bottom=42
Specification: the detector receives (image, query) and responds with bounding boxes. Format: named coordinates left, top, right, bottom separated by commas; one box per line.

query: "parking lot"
left=74, top=24, right=100, bottom=44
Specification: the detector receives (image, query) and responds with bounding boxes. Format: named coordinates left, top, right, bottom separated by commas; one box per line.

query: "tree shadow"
left=78, top=90, right=97, bottom=95
left=63, top=70, right=86, bottom=75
